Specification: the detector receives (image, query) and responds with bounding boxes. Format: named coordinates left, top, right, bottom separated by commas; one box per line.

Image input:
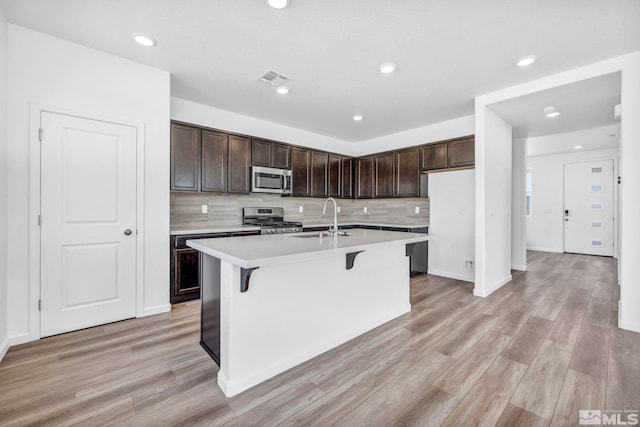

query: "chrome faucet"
left=322, top=197, right=339, bottom=236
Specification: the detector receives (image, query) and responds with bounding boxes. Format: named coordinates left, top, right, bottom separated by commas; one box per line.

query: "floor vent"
left=257, top=70, right=291, bottom=87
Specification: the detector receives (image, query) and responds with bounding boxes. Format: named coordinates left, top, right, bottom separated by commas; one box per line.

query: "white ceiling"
left=525, top=124, right=620, bottom=157
left=0, top=0, right=638, bottom=142
left=490, top=72, right=622, bottom=139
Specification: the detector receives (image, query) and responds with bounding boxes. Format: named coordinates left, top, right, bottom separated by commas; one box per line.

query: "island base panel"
left=200, top=254, right=221, bottom=365
left=214, top=245, right=411, bottom=397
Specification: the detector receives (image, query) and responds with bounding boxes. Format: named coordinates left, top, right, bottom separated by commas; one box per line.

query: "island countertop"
left=187, top=228, right=431, bottom=269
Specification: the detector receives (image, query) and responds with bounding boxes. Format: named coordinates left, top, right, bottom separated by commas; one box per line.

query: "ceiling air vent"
left=257, top=70, right=291, bottom=87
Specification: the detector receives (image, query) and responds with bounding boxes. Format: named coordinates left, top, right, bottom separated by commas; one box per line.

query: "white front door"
left=563, top=160, right=614, bottom=257
left=40, top=112, right=138, bottom=337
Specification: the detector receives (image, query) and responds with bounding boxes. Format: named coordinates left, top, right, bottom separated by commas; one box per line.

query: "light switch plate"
left=337, top=206, right=341, bottom=213
left=414, top=206, right=420, bottom=214
left=299, top=206, right=304, bottom=213
left=201, top=205, right=208, bottom=214
left=363, top=207, right=368, bottom=213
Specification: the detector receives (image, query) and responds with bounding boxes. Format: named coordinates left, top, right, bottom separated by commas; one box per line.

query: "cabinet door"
left=395, top=148, right=420, bottom=197
left=170, top=123, right=200, bottom=191
left=328, top=154, right=341, bottom=198
left=251, top=139, right=271, bottom=167
left=201, top=130, right=228, bottom=193
left=421, top=143, right=448, bottom=171
left=310, top=151, right=329, bottom=197
left=449, top=137, right=475, bottom=168
left=271, top=143, right=291, bottom=169
left=227, top=135, right=251, bottom=193
left=291, top=147, right=311, bottom=196
left=342, top=157, right=354, bottom=199
left=356, top=157, right=374, bottom=199
left=374, top=152, right=395, bottom=198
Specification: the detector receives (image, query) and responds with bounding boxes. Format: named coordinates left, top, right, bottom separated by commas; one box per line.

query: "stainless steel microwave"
left=252, top=166, right=292, bottom=195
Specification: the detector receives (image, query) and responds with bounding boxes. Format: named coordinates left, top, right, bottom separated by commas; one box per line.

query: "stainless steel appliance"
left=243, top=207, right=303, bottom=234
left=251, top=166, right=292, bottom=194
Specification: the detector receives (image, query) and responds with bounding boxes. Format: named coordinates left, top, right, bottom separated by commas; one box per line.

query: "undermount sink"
left=289, top=231, right=351, bottom=238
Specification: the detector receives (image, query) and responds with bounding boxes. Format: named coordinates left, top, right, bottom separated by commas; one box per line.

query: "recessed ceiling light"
left=379, top=63, right=396, bottom=74
left=516, top=55, right=537, bottom=67
left=133, top=33, right=156, bottom=47
left=267, top=0, right=289, bottom=9
left=573, top=145, right=583, bottom=149
left=352, top=115, right=363, bottom=121
left=276, top=87, right=289, bottom=95
left=544, top=106, right=560, bottom=118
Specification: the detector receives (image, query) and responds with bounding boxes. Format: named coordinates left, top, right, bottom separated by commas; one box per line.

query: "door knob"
left=124, top=229, right=132, bottom=236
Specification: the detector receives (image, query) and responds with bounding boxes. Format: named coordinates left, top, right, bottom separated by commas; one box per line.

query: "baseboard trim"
left=511, top=264, right=528, bottom=271
left=0, top=336, right=9, bottom=362
left=427, top=269, right=474, bottom=283
left=619, top=317, right=640, bottom=334
left=141, top=304, right=171, bottom=317
left=9, top=332, right=31, bottom=346
left=218, top=304, right=411, bottom=397
left=526, top=246, right=563, bottom=253
left=473, top=275, right=513, bottom=298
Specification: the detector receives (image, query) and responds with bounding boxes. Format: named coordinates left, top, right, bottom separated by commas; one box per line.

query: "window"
left=525, top=171, right=532, bottom=217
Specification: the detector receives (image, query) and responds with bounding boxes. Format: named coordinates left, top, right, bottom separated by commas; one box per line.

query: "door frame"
left=27, top=104, right=146, bottom=342
left=561, top=156, right=619, bottom=258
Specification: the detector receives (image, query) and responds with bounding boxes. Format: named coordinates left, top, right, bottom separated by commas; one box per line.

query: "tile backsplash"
left=170, top=193, right=429, bottom=228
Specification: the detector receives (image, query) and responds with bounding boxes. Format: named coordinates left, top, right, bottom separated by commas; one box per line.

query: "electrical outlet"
left=414, top=206, right=420, bottom=214
left=363, top=207, right=368, bottom=213
left=337, top=206, right=341, bottom=213
left=299, top=206, right=304, bottom=213
left=465, top=260, right=474, bottom=269
left=201, top=205, right=208, bottom=214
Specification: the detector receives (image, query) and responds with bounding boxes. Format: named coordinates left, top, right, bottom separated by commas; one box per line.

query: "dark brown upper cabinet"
left=201, top=130, right=228, bottom=193
left=271, top=143, right=291, bottom=169
left=291, top=147, right=311, bottom=196
left=356, top=157, right=374, bottom=199
left=374, top=153, right=395, bottom=198
left=251, top=139, right=291, bottom=169
left=310, top=151, right=329, bottom=198
left=328, top=154, right=341, bottom=198
left=342, top=157, right=354, bottom=199
left=170, top=123, right=200, bottom=191
left=251, top=139, right=271, bottom=167
left=227, top=135, right=251, bottom=194
left=421, top=142, right=448, bottom=171
left=449, top=137, right=475, bottom=168
left=395, top=148, right=420, bottom=197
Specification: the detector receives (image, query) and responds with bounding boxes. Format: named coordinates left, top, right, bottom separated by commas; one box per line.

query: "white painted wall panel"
left=0, top=5, right=9, bottom=359
left=511, top=138, right=527, bottom=270
left=428, top=169, right=475, bottom=282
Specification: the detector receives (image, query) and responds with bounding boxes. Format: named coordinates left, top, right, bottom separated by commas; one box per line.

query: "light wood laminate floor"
left=1, top=251, right=638, bottom=426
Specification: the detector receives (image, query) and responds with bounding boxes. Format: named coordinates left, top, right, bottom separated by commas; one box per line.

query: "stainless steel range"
left=243, top=207, right=303, bottom=235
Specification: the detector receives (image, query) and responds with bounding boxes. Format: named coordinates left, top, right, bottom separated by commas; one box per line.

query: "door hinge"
left=38, top=128, right=43, bottom=142
left=38, top=300, right=41, bottom=311
left=38, top=214, right=42, bottom=226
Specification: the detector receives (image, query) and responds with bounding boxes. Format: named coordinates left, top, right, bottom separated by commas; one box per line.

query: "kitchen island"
left=188, top=228, right=431, bottom=397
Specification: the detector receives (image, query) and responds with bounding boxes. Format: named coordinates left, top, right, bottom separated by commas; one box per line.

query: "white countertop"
left=187, top=228, right=431, bottom=269
left=171, top=222, right=428, bottom=235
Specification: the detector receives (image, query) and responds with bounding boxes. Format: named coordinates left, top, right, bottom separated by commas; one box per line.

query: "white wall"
left=171, top=97, right=353, bottom=156
left=354, top=115, right=475, bottom=157
left=526, top=148, right=619, bottom=253
left=474, top=106, right=513, bottom=297
left=511, top=138, right=527, bottom=270
left=7, top=25, right=171, bottom=344
left=618, top=51, right=640, bottom=332
left=428, top=169, right=475, bottom=282
left=0, top=6, right=9, bottom=360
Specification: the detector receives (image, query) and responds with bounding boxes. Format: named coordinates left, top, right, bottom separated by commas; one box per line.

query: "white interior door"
left=40, top=112, right=137, bottom=337
left=563, top=160, right=614, bottom=256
